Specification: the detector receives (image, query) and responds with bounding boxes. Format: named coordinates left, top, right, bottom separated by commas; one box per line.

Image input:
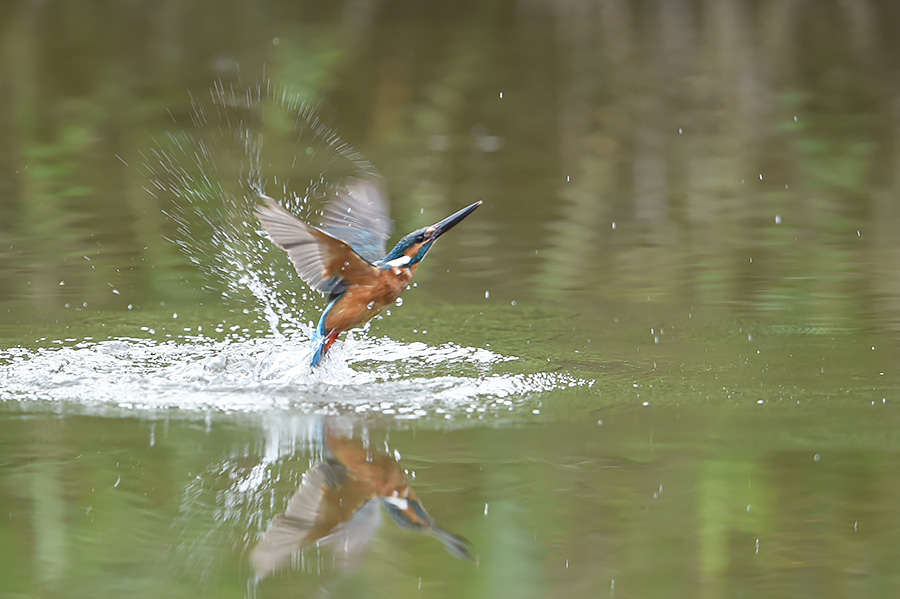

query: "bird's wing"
left=250, top=461, right=340, bottom=578
left=250, top=458, right=382, bottom=578
left=319, top=178, right=393, bottom=263
left=256, top=195, right=382, bottom=294
left=316, top=499, right=384, bottom=569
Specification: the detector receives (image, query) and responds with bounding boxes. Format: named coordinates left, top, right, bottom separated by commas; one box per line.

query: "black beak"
left=426, top=200, right=482, bottom=240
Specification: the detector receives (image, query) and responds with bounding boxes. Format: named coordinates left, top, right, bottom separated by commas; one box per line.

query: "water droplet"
left=395, top=297, right=403, bottom=307
left=774, top=215, right=782, bottom=224
left=367, top=301, right=375, bottom=310
left=484, top=290, right=490, bottom=299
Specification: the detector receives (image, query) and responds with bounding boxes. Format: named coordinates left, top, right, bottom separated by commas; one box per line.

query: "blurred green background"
left=2, top=1, right=900, bottom=598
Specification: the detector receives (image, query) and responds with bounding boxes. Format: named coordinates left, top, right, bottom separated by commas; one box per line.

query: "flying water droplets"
left=141, top=79, right=376, bottom=336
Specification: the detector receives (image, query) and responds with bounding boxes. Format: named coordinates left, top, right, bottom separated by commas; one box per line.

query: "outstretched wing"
left=250, top=462, right=336, bottom=578
left=319, top=178, right=393, bottom=263
left=256, top=195, right=381, bottom=294
left=250, top=459, right=382, bottom=578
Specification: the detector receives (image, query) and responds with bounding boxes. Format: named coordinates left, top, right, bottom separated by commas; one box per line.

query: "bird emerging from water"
left=256, top=179, right=481, bottom=366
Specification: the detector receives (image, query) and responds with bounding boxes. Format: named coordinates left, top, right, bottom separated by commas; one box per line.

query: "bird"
left=255, top=178, right=481, bottom=366
left=250, top=429, right=475, bottom=578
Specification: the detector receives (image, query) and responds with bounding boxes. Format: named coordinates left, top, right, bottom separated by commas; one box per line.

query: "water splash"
left=0, top=335, right=588, bottom=419
left=0, top=82, right=594, bottom=417
left=140, top=79, right=375, bottom=333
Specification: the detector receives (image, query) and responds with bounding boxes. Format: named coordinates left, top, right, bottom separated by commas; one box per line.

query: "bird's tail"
left=310, top=329, right=328, bottom=367
left=310, top=297, right=341, bottom=367
left=310, top=323, right=340, bottom=367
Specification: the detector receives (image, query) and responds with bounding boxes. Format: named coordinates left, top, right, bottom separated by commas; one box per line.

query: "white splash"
left=0, top=334, right=588, bottom=419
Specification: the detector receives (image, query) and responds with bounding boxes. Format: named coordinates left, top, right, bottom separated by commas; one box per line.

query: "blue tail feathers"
left=310, top=329, right=328, bottom=367
left=310, top=297, right=339, bottom=367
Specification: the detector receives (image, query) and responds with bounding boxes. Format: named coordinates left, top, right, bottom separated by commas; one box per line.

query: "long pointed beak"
left=426, top=200, right=482, bottom=240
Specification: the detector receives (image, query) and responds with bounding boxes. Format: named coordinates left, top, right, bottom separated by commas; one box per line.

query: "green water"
left=3, top=1, right=900, bottom=597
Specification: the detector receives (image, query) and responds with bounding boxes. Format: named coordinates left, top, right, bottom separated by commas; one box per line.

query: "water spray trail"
left=140, top=80, right=376, bottom=338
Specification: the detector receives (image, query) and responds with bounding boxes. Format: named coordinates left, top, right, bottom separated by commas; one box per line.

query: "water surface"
left=2, top=1, right=900, bottom=598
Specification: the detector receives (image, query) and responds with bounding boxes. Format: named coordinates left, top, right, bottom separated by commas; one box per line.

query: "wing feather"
left=250, top=459, right=380, bottom=578
left=319, top=178, right=393, bottom=263
left=256, top=195, right=381, bottom=294
left=250, top=462, right=337, bottom=578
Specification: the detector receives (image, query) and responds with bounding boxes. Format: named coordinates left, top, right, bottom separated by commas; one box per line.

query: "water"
left=3, top=1, right=900, bottom=597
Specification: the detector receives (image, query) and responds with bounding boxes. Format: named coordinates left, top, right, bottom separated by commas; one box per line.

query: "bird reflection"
left=251, top=430, right=475, bottom=578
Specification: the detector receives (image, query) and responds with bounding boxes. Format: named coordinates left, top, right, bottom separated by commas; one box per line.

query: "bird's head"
left=380, top=200, right=482, bottom=269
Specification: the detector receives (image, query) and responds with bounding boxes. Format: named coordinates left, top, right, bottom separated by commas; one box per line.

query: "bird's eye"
left=414, top=234, right=425, bottom=243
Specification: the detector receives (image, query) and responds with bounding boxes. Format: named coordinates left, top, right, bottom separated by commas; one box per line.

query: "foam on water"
left=0, top=333, right=588, bottom=418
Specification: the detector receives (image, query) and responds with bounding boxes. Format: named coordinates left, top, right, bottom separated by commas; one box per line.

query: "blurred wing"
left=256, top=195, right=381, bottom=293
left=319, top=178, right=393, bottom=263
left=317, top=499, right=383, bottom=569
left=250, top=461, right=347, bottom=579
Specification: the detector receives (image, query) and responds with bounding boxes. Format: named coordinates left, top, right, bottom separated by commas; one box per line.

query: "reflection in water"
left=251, top=426, right=474, bottom=579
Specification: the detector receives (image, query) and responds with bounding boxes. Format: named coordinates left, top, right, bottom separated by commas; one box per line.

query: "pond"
left=2, top=1, right=900, bottom=597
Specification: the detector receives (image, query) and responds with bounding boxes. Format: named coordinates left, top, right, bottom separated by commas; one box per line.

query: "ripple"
left=0, top=334, right=589, bottom=418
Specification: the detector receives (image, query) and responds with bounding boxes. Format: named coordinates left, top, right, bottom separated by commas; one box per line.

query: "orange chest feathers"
left=324, top=265, right=417, bottom=332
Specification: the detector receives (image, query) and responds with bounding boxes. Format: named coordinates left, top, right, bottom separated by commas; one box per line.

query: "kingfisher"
left=256, top=178, right=481, bottom=366
left=250, top=429, right=475, bottom=578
